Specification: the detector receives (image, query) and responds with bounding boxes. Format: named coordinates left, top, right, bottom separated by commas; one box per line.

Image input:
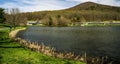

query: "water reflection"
left=17, top=26, right=120, bottom=63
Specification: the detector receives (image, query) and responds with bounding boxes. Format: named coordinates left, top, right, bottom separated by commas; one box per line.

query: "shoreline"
left=9, top=27, right=113, bottom=64
left=0, top=27, right=85, bottom=64
left=9, top=27, right=87, bottom=63
left=9, top=28, right=26, bottom=39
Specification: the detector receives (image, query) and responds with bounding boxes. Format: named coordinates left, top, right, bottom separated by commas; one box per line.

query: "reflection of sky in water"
left=18, top=26, right=120, bottom=63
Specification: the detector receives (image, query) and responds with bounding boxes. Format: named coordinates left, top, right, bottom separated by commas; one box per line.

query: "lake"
left=17, top=26, right=120, bottom=64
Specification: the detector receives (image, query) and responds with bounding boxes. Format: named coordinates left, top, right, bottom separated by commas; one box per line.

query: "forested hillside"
left=67, top=2, right=120, bottom=12
left=5, top=2, right=120, bottom=26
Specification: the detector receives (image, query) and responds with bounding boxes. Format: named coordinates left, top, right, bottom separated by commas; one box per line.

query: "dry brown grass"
left=15, top=38, right=112, bottom=64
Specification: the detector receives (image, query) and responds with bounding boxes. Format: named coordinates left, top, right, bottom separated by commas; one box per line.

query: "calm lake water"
left=17, top=26, right=120, bottom=63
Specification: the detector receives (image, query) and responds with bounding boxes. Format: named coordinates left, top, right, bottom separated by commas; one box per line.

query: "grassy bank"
left=0, top=27, right=85, bottom=64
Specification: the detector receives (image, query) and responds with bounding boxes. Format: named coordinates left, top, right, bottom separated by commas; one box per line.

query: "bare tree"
left=5, top=8, right=27, bottom=28
left=10, top=8, right=20, bottom=28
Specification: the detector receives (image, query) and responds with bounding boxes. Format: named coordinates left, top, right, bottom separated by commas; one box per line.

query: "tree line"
left=0, top=8, right=27, bottom=28
left=0, top=8, right=120, bottom=27
left=27, top=10, right=120, bottom=26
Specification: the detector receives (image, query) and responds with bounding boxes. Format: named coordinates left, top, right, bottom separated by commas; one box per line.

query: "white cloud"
left=0, top=0, right=75, bottom=12
left=0, top=0, right=120, bottom=12
left=19, top=0, right=67, bottom=12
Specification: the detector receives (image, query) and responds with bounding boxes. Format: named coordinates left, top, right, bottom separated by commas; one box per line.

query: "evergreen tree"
left=0, top=8, right=5, bottom=23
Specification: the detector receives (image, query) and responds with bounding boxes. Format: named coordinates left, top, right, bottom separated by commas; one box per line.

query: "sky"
left=0, top=0, right=120, bottom=12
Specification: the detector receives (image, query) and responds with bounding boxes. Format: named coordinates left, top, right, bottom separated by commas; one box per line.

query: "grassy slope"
left=0, top=27, right=85, bottom=64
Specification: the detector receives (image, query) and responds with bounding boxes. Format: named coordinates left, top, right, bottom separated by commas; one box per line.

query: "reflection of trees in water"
left=18, top=26, right=120, bottom=64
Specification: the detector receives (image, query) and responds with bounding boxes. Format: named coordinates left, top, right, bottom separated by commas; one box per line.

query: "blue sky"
left=0, top=0, right=120, bottom=12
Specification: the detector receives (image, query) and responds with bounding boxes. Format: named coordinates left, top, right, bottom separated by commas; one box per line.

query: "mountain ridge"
left=66, top=1, right=120, bottom=12
left=21, top=1, right=120, bottom=24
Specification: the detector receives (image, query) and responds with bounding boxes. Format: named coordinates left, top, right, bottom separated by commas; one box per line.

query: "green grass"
left=0, top=27, right=85, bottom=64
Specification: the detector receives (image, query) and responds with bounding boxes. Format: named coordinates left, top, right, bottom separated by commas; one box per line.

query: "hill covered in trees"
left=23, top=2, right=120, bottom=26
left=66, top=2, right=120, bottom=12
left=4, top=2, right=120, bottom=26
